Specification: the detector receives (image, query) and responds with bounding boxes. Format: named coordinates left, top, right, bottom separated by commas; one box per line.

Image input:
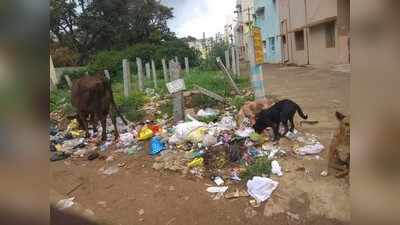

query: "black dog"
left=253, top=99, right=308, bottom=141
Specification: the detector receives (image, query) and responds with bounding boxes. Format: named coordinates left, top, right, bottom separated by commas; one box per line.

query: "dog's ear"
left=335, top=111, right=346, bottom=121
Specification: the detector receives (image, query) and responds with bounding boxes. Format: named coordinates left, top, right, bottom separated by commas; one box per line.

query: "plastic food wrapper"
left=250, top=132, right=265, bottom=143
left=70, top=130, right=86, bottom=138
left=138, top=126, right=154, bottom=141
left=197, top=108, right=219, bottom=117
left=175, top=121, right=206, bottom=140
left=149, top=136, right=166, bottom=155
left=206, top=186, right=229, bottom=193
left=119, top=133, right=134, bottom=146
left=217, top=116, right=237, bottom=130
left=187, top=127, right=208, bottom=143
left=247, top=176, right=279, bottom=203
left=235, top=127, right=255, bottom=138
left=148, top=124, right=161, bottom=134
left=67, top=119, right=80, bottom=131
left=296, top=142, right=325, bottom=155
left=188, top=157, right=204, bottom=167
left=271, top=160, right=283, bottom=176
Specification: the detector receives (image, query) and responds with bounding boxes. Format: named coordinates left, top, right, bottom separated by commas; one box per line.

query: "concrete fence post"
left=145, top=62, right=151, bottom=79
left=225, top=50, right=231, bottom=72
left=169, top=61, right=184, bottom=124
left=122, top=59, right=131, bottom=97
left=184, top=57, right=189, bottom=74
left=104, top=70, right=111, bottom=80
left=136, top=57, right=144, bottom=91
left=235, top=47, right=241, bottom=77
left=162, top=58, right=168, bottom=82
left=151, top=59, right=157, bottom=89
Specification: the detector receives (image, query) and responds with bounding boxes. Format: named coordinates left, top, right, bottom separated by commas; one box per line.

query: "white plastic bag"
left=175, top=121, right=206, bottom=140
left=296, top=142, right=325, bottom=155
left=217, top=116, right=237, bottom=130
left=56, top=197, right=75, bottom=210
left=247, top=176, right=279, bottom=203
left=197, top=108, right=219, bottom=117
left=271, top=160, right=283, bottom=176
left=235, top=127, right=255, bottom=138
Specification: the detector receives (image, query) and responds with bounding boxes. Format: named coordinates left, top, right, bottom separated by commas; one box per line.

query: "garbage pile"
left=50, top=93, right=325, bottom=206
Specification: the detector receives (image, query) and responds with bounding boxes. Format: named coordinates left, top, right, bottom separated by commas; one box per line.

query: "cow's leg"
left=90, top=113, right=98, bottom=134
left=78, top=112, right=89, bottom=138
left=100, top=114, right=107, bottom=141
left=111, top=112, right=119, bottom=140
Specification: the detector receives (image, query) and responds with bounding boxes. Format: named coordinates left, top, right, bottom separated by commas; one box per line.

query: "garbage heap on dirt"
left=50, top=90, right=325, bottom=205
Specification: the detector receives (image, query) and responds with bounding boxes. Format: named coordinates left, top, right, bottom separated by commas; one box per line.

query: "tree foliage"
left=50, top=0, right=174, bottom=65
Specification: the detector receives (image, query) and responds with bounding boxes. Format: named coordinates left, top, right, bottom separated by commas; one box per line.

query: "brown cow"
left=71, top=74, right=127, bottom=141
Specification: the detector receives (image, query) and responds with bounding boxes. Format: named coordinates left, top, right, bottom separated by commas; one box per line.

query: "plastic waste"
left=138, top=127, right=154, bottom=141
left=87, top=152, right=99, bottom=160
left=217, top=116, right=237, bottom=130
left=296, top=142, right=325, bottom=155
left=70, top=130, right=86, bottom=138
left=175, top=121, right=206, bottom=140
left=213, top=176, right=224, bottom=186
left=188, top=157, right=204, bottom=167
left=197, top=108, right=219, bottom=117
left=149, top=136, right=166, bottom=156
left=192, top=150, right=205, bottom=158
left=50, top=152, right=70, bottom=161
left=206, top=186, right=229, bottom=193
left=271, top=160, right=283, bottom=176
left=230, top=170, right=241, bottom=181
left=56, top=197, right=75, bottom=210
left=187, top=127, right=208, bottom=143
left=119, top=133, right=134, bottom=146
left=250, top=132, right=265, bottom=143
left=246, top=176, right=279, bottom=203
left=99, top=141, right=112, bottom=152
left=148, top=124, right=161, bottom=134
left=202, top=134, right=218, bottom=147
left=235, top=127, right=255, bottom=138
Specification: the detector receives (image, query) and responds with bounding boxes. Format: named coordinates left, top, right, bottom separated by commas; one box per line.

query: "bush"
left=87, top=40, right=201, bottom=81
left=50, top=89, right=71, bottom=113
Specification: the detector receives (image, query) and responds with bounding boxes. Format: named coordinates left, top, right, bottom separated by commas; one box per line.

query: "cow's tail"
left=106, top=76, right=128, bottom=125
left=296, top=104, right=308, bottom=120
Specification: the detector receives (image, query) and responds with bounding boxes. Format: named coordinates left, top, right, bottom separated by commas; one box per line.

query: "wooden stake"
left=216, top=57, right=240, bottom=94
left=184, top=57, right=189, bottom=74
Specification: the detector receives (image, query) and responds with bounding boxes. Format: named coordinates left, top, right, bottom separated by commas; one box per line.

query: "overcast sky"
left=161, top=0, right=236, bottom=39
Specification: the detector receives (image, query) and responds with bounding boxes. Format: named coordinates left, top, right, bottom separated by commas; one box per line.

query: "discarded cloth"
left=246, top=176, right=279, bottom=203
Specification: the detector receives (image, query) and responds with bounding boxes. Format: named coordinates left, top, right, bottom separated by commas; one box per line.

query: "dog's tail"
left=296, top=104, right=308, bottom=119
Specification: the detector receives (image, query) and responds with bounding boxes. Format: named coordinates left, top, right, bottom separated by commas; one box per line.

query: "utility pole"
left=248, top=26, right=266, bottom=100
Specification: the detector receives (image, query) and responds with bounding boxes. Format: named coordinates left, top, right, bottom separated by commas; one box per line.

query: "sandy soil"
left=50, top=63, right=350, bottom=225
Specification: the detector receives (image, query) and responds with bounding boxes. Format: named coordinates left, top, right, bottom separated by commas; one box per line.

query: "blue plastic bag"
left=149, top=136, right=166, bottom=156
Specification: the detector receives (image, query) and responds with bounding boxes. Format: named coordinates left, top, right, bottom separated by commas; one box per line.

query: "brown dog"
left=328, top=111, right=350, bottom=178
left=237, top=98, right=274, bottom=127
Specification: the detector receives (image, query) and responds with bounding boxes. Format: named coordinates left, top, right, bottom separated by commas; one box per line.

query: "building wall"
left=255, top=0, right=282, bottom=63
left=278, top=0, right=348, bottom=66
left=309, top=22, right=337, bottom=65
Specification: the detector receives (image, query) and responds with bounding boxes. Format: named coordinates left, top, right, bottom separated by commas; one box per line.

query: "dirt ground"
left=50, top=63, right=350, bottom=225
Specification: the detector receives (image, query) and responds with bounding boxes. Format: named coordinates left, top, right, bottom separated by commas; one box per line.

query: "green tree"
left=50, top=0, right=174, bottom=65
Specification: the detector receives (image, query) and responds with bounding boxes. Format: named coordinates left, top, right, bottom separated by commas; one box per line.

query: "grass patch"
left=50, top=89, right=72, bottom=113
left=241, top=156, right=272, bottom=181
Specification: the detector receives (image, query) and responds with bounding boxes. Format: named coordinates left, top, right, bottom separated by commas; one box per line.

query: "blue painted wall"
left=254, top=0, right=281, bottom=63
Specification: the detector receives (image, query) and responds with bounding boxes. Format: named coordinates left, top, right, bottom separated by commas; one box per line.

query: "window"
left=295, top=30, right=304, bottom=51
left=263, top=40, right=267, bottom=51
left=269, top=37, right=275, bottom=51
left=256, top=7, right=265, bottom=20
left=325, top=21, right=336, bottom=48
